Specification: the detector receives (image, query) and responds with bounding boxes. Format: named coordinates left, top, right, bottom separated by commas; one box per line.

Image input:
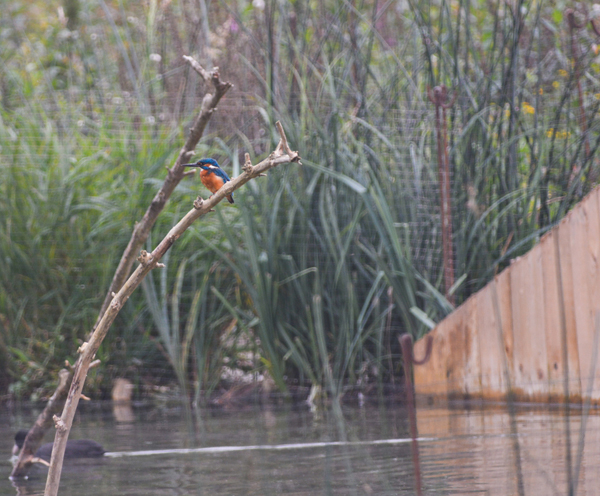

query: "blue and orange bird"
left=183, top=158, right=234, bottom=204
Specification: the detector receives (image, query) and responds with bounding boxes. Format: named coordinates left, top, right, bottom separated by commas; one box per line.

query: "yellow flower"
left=552, top=81, right=560, bottom=89
left=547, top=128, right=571, bottom=139
left=522, top=102, right=535, bottom=114
left=595, top=93, right=600, bottom=100
left=558, top=69, right=568, bottom=77
left=539, top=88, right=544, bottom=95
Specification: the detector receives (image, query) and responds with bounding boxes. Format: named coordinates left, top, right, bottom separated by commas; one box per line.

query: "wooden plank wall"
left=414, top=187, right=600, bottom=403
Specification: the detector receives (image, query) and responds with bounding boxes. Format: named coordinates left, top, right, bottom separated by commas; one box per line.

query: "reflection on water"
left=418, top=404, right=600, bottom=496
left=2, top=400, right=600, bottom=495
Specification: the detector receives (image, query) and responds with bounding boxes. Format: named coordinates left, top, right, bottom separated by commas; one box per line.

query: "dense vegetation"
left=1, top=0, right=599, bottom=402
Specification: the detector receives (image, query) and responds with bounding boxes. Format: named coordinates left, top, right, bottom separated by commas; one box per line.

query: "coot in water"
left=13, top=430, right=105, bottom=461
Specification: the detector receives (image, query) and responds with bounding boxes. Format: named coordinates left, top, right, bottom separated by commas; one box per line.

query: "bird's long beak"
left=182, top=163, right=197, bottom=167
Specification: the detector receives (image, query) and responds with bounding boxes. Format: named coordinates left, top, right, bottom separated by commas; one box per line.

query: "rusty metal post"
left=400, top=333, right=433, bottom=496
left=428, top=85, right=456, bottom=305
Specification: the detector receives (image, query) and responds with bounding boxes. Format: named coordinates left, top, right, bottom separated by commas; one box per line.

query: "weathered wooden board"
left=414, top=312, right=464, bottom=397
left=463, top=297, right=482, bottom=397
left=509, top=248, right=548, bottom=399
left=557, top=213, right=581, bottom=400
left=495, top=268, right=514, bottom=394
left=475, top=284, right=506, bottom=398
left=569, top=195, right=599, bottom=400
left=414, top=304, right=468, bottom=398
left=539, top=230, right=565, bottom=399
left=584, top=188, right=600, bottom=401
left=413, top=327, right=449, bottom=397
left=413, top=186, right=600, bottom=403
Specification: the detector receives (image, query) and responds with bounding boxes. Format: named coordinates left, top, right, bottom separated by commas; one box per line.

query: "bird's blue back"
left=198, top=158, right=231, bottom=182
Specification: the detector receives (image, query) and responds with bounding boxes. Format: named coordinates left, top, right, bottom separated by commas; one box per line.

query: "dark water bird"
left=13, top=429, right=106, bottom=461
left=183, top=157, right=234, bottom=204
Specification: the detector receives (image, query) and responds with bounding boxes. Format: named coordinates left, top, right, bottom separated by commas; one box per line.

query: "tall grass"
left=1, top=0, right=599, bottom=398
left=200, top=0, right=600, bottom=396
left=0, top=96, right=185, bottom=395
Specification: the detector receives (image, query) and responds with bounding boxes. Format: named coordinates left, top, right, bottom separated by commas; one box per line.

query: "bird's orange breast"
left=200, top=169, right=225, bottom=193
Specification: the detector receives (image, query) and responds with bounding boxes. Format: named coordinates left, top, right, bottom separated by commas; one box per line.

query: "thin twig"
left=182, top=55, right=212, bottom=81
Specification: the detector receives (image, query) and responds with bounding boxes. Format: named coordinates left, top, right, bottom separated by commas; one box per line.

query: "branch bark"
left=93, top=57, right=232, bottom=331
left=10, top=369, right=71, bottom=478
left=44, top=122, right=300, bottom=496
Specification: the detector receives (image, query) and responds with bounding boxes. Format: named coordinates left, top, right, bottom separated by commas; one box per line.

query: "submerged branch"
left=10, top=369, right=71, bottom=478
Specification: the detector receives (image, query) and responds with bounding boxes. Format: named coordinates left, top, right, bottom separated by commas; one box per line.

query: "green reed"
left=1, top=0, right=599, bottom=398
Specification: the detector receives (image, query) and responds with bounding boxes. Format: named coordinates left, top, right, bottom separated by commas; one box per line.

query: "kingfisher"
left=183, top=158, right=234, bottom=204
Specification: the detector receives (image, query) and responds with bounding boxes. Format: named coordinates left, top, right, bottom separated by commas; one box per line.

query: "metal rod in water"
left=104, top=437, right=435, bottom=458
left=400, top=333, right=433, bottom=496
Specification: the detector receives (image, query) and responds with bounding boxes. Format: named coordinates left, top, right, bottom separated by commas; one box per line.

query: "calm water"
left=2, top=400, right=600, bottom=495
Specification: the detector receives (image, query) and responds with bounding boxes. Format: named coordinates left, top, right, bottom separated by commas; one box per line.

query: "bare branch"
left=275, top=121, right=300, bottom=161
left=92, top=56, right=232, bottom=336
left=182, top=55, right=211, bottom=81
left=43, top=121, right=300, bottom=496
left=17, top=57, right=233, bottom=484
